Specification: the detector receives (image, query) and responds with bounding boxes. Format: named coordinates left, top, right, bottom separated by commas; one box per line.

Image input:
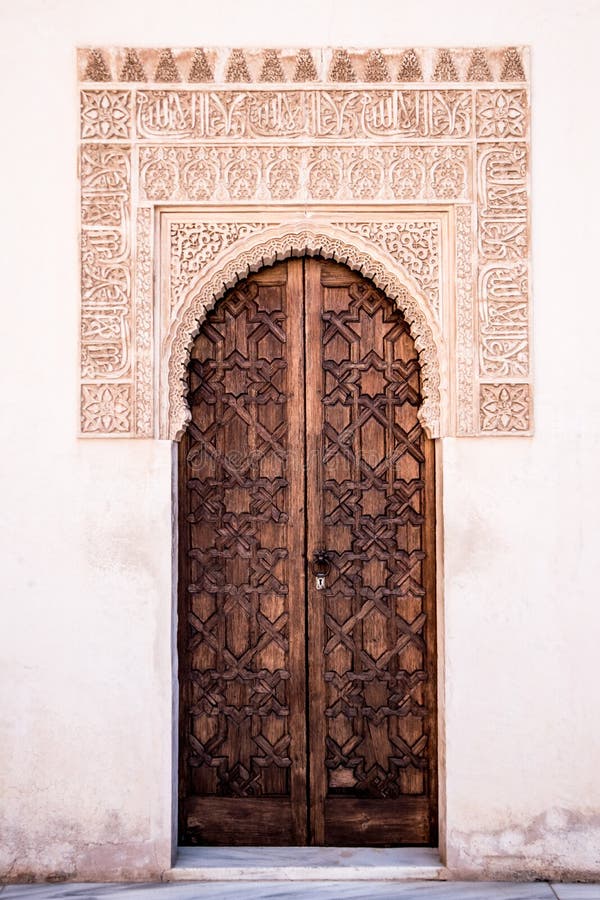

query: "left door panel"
left=178, top=260, right=307, bottom=845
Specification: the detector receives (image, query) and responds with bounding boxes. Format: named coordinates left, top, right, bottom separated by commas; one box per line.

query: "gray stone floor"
left=2, top=882, right=600, bottom=899
left=166, top=846, right=442, bottom=882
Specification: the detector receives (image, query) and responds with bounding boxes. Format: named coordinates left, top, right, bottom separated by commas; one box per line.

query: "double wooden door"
left=178, top=258, right=437, bottom=846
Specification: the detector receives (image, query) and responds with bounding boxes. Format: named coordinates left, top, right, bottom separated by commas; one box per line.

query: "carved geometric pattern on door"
left=179, top=258, right=436, bottom=846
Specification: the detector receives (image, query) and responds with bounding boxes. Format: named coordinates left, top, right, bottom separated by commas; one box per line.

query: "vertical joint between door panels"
left=301, top=257, right=311, bottom=845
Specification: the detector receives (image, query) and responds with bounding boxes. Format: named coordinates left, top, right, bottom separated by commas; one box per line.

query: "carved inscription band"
left=78, top=47, right=531, bottom=438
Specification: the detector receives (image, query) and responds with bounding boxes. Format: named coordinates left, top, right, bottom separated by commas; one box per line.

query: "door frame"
left=168, top=253, right=447, bottom=861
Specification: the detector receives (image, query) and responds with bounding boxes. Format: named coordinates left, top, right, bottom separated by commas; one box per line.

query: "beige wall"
left=1, top=0, right=600, bottom=882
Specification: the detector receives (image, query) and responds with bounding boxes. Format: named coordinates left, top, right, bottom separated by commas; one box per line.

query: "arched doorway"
left=177, top=257, right=437, bottom=847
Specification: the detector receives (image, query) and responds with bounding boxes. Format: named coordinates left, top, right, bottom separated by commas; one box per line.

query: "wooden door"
left=178, top=258, right=437, bottom=847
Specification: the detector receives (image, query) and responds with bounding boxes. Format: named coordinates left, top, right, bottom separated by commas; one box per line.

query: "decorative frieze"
left=78, top=46, right=528, bottom=85
left=131, top=88, right=475, bottom=141
left=78, top=46, right=532, bottom=438
left=138, top=144, right=471, bottom=204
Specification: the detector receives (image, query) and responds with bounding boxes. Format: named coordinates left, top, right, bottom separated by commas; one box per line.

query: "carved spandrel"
left=336, top=221, right=441, bottom=318
left=169, top=222, right=269, bottom=317
left=170, top=219, right=441, bottom=321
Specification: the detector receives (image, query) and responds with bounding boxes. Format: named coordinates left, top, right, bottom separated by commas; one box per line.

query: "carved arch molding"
left=78, top=46, right=532, bottom=439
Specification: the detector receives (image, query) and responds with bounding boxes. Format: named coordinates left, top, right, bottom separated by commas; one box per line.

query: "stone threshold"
left=165, top=846, right=444, bottom=881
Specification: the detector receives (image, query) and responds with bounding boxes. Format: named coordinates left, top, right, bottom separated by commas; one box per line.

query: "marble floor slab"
left=0, top=881, right=562, bottom=899
left=168, top=845, right=443, bottom=881
left=175, top=845, right=441, bottom=866
left=552, top=887, right=600, bottom=899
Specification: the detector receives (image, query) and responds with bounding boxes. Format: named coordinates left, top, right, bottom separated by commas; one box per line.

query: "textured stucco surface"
left=1, top=0, right=600, bottom=883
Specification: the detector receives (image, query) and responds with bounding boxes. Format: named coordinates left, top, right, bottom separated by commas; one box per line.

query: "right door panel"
left=304, top=258, right=438, bottom=846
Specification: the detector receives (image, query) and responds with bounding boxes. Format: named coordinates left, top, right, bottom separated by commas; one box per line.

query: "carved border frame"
left=78, top=46, right=532, bottom=438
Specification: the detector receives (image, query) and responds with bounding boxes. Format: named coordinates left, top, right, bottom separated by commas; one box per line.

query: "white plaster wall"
left=1, top=0, right=599, bottom=882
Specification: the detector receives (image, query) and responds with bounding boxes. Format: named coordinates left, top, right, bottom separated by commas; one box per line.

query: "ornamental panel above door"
left=178, top=258, right=437, bottom=846
left=77, top=46, right=532, bottom=439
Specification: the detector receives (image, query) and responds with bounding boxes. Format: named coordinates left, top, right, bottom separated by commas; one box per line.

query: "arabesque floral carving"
left=138, top=143, right=470, bottom=204
left=336, top=222, right=441, bottom=317
left=81, top=384, right=132, bottom=433
left=480, top=383, right=530, bottom=432
left=476, top=90, right=527, bottom=139
left=81, top=91, right=131, bottom=139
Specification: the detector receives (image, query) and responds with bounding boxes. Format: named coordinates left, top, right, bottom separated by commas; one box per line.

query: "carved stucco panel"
left=138, top=143, right=471, bottom=204
left=134, top=208, right=154, bottom=437
left=169, top=222, right=271, bottom=317
left=133, top=88, right=475, bottom=141
left=480, top=383, right=530, bottom=432
left=333, top=221, right=442, bottom=318
left=77, top=45, right=532, bottom=438
left=168, top=219, right=442, bottom=321
left=80, top=143, right=134, bottom=435
left=78, top=45, right=528, bottom=85
left=477, top=141, right=529, bottom=382
left=455, top=204, right=477, bottom=435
